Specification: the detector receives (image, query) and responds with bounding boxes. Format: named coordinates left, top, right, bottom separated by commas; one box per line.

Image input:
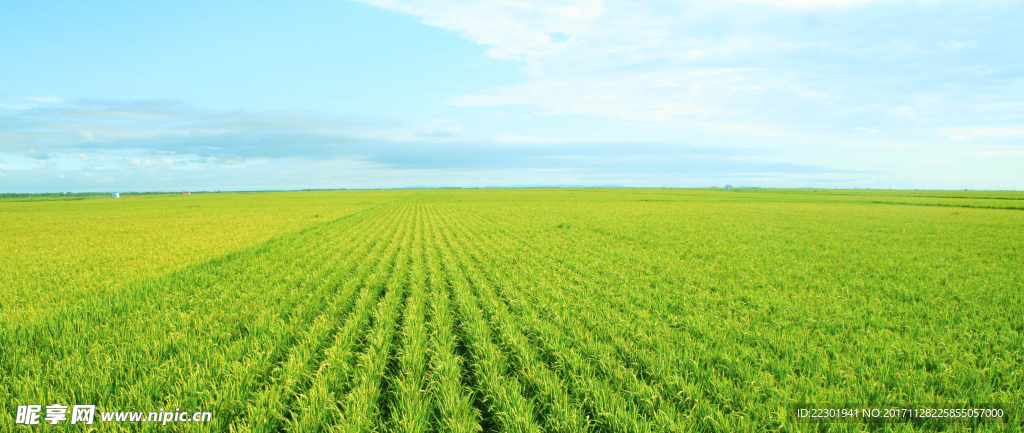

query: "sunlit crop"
left=2, top=188, right=1021, bottom=432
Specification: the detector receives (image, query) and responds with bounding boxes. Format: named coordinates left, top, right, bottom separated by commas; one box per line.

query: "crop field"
left=1, top=188, right=1022, bottom=432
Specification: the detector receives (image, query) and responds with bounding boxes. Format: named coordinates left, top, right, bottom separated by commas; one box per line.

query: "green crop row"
left=2, top=189, right=1021, bottom=432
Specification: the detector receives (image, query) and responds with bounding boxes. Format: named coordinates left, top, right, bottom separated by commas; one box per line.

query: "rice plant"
left=2, top=188, right=1020, bottom=432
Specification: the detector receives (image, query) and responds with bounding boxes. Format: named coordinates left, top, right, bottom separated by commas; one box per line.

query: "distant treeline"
left=0, top=192, right=111, bottom=198
left=0, top=191, right=202, bottom=199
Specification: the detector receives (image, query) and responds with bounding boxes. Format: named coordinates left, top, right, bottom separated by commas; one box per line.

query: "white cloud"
left=357, top=0, right=603, bottom=60
left=731, top=0, right=884, bottom=8
left=28, top=96, right=64, bottom=104
left=450, top=68, right=764, bottom=125
left=0, top=103, right=36, bottom=110
left=25, top=149, right=51, bottom=160
left=939, top=126, right=1024, bottom=140
left=939, top=39, right=964, bottom=49
left=4, top=1, right=1021, bottom=191
left=969, top=150, right=1024, bottom=156
left=981, top=102, right=1023, bottom=111
left=416, top=120, right=464, bottom=138
left=696, top=121, right=803, bottom=137
left=0, top=99, right=404, bottom=159
left=355, top=0, right=915, bottom=136
left=36, top=160, right=55, bottom=167
left=77, top=153, right=91, bottom=162
left=497, top=135, right=565, bottom=143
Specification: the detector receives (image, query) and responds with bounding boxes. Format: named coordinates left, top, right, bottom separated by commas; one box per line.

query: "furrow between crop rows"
left=422, top=205, right=482, bottom=433
left=228, top=205, right=409, bottom=432
left=285, top=203, right=417, bottom=433
left=447, top=205, right=728, bottom=427
left=433, top=204, right=542, bottom=433
left=434, top=204, right=675, bottom=432
left=388, top=203, right=433, bottom=433
left=334, top=203, right=417, bottom=432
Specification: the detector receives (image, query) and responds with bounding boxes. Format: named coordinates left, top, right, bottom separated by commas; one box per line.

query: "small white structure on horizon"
left=111, top=192, right=120, bottom=198
left=724, top=185, right=733, bottom=191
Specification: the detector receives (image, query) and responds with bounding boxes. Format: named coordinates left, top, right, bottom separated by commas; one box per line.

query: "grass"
left=1, top=188, right=1021, bottom=432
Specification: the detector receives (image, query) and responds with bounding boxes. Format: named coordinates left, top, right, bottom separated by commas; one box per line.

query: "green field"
left=1, top=188, right=1022, bottom=432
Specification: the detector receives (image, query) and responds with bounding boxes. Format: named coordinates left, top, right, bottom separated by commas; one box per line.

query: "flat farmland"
left=1, top=189, right=1021, bottom=432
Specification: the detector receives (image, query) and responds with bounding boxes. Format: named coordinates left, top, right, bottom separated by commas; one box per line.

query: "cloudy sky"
left=1, top=0, right=1021, bottom=192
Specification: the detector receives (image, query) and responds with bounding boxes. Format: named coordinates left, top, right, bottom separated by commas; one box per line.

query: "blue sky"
left=1, top=0, right=1021, bottom=192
